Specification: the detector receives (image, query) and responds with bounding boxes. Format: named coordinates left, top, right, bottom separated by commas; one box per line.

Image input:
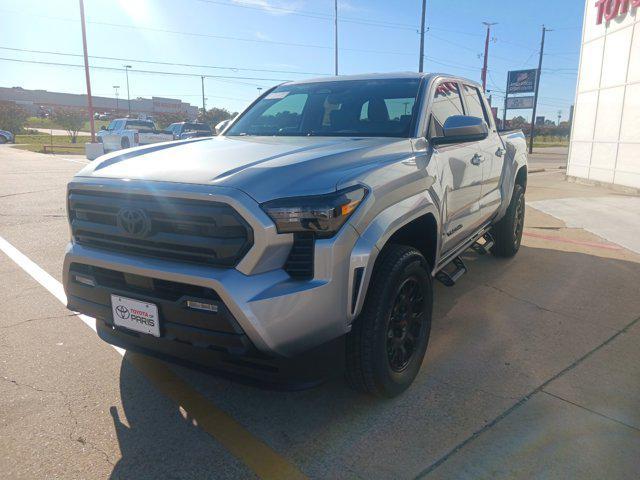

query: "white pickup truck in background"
left=97, top=119, right=173, bottom=152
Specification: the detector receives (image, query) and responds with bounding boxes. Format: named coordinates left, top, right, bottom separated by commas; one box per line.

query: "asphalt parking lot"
left=1, top=145, right=639, bottom=479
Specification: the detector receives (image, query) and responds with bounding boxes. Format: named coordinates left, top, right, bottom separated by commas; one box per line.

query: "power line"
left=0, top=46, right=330, bottom=76
left=194, top=0, right=421, bottom=31
left=0, top=9, right=416, bottom=57
left=0, top=56, right=289, bottom=83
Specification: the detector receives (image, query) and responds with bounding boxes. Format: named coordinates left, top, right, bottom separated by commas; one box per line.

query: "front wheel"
left=491, top=183, right=525, bottom=258
left=346, top=245, right=433, bottom=397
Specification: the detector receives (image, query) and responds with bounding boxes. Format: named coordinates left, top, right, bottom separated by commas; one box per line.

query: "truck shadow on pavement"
left=108, top=245, right=640, bottom=479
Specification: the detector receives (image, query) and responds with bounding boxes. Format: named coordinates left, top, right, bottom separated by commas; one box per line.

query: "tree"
left=510, top=116, right=528, bottom=128
left=0, top=103, right=28, bottom=134
left=54, top=108, right=86, bottom=143
left=154, top=112, right=185, bottom=130
left=199, top=107, right=235, bottom=128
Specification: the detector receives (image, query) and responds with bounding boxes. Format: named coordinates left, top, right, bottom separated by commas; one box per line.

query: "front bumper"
left=63, top=222, right=359, bottom=359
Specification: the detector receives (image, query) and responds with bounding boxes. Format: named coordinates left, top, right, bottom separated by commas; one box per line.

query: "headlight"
left=261, top=186, right=367, bottom=238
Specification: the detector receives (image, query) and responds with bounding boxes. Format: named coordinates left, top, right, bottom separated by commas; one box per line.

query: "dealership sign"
left=507, top=69, right=537, bottom=94
left=506, top=96, right=535, bottom=110
left=595, top=0, right=640, bottom=24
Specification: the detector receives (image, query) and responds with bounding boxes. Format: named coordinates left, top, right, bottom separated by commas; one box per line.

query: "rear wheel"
left=0, top=136, right=7, bottom=144
left=491, top=183, right=525, bottom=258
left=121, top=137, right=130, bottom=149
left=346, top=245, right=433, bottom=397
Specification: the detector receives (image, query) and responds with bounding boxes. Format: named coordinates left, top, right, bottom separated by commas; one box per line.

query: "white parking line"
left=0, top=235, right=124, bottom=356
left=59, top=157, right=89, bottom=164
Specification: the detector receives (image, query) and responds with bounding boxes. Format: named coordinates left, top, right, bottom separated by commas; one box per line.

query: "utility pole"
left=113, top=85, right=120, bottom=112
left=418, top=0, right=427, bottom=72
left=124, top=65, right=132, bottom=116
left=334, top=0, right=338, bottom=75
left=481, top=22, right=497, bottom=91
left=529, top=25, right=551, bottom=154
left=201, top=76, right=206, bottom=116
left=557, top=110, right=562, bottom=126
left=78, top=0, right=95, bottom=142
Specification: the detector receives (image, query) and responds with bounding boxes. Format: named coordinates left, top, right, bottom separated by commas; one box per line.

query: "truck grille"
left=68, top=190, right=253, bottom=267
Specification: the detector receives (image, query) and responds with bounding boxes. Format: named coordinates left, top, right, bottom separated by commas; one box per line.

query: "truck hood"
left=77, top=136, right=413, bottom=203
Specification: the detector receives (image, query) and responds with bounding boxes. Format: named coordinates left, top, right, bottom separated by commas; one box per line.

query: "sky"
left=0, top=0, right=585, bottom=122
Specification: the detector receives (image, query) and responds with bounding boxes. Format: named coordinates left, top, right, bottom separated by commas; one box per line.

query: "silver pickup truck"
left=63, top=73, right=527, bottom=397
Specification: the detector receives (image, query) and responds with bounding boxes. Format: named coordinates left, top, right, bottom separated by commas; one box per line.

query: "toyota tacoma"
left=64, top=73, right=527, bottom=397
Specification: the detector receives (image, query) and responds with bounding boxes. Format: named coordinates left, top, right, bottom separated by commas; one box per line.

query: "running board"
left=471, top=232, right=495, bottom=255
left=435, top=256, right=467, bottom=287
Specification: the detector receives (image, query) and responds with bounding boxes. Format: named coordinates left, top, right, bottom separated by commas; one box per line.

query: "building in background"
left=0, top=86, right=199, bottom=119
left=568, top=0, right=640, bottom=189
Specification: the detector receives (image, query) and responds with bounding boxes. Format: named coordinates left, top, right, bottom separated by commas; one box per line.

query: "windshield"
left=226, top=78, right=421, bottom=138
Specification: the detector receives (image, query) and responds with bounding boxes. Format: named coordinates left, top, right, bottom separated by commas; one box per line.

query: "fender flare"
left=347, top=189, right=439, bottom=323
left=494, top=134, right=528, bottom=223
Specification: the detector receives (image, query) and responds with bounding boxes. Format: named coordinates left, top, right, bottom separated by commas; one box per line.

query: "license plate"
left=111, top=295, right=160, bottom=337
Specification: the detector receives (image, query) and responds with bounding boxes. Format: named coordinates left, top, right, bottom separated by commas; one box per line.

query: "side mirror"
left=100, top=125, right=107, bottom=131
left=430, top=115, right=488, bottom=146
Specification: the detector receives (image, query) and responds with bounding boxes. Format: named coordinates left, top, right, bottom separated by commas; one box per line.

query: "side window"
left=462, top=84, right=489, bottom=124
left=428, top=82, right=465, bottom=138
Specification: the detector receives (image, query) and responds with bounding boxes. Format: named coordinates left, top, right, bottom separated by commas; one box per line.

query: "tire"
left=346, top=245, right=433, bottom=398
left=121, top=137, right=130, bottom=149
left=0, top=136, right=7, bottom=144
left=491, top=183, right=525, bottom=258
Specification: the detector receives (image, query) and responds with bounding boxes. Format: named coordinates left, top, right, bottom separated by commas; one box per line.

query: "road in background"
left=1, top=145, right=638, bottom=479
left=528, top=146, right=568, bottom=171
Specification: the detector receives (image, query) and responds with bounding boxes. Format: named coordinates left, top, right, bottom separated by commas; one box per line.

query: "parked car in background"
left=166, top=122, right=212, bottom=140
left=65, top=73, right=528, bottom=397
left=0, top=129, right=14, bottom=143
left=97, top=118, right=173, bottom=152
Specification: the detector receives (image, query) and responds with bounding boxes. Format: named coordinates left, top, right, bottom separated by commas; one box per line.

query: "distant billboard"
left=506, top=96, right=535, bottom=109
left=507, top=69, right=537, bottom=94
left=536, top=116, right=546, bottom=126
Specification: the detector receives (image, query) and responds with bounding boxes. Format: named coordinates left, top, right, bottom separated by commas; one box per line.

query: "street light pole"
left=529, top=25, right=551, bottom=154
left=201, top=76, right=206, bottom=116
left=419, top=0, right=427, bottom=72
left=124, top=65, right=132, bottom=116
left=78, top=0, right=95, bottom=142
left=334, top=0, right=338, bottom=75
left=481, top=22, right=497, bottom=91
left=113, top=85, right=120, bottom=112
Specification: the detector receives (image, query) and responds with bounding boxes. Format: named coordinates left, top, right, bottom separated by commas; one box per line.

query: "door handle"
left=495, top=147, right=505, bottom=157
left=471, top=154, right=484, bottom=166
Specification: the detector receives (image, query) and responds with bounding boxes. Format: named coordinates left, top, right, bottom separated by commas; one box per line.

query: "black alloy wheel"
left=386, top=276, right=426, bottom=372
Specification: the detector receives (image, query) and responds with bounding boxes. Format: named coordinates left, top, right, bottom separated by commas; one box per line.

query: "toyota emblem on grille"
left=117, top=207, right=151, bottom=237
